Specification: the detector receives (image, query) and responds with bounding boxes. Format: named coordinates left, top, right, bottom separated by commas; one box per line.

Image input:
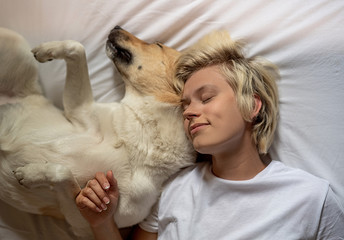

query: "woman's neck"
left=211, top=142, right=267, bottom=181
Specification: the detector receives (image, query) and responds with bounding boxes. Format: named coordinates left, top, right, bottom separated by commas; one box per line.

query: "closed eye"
left=156, top=42, right=163, bottom=49
left=202, top=97, right=213, bottom=103
left=202, top=95, right=215, bottom=104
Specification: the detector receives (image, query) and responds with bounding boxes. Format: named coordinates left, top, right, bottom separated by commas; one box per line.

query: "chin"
left=192, top=142, right=212, bottom=155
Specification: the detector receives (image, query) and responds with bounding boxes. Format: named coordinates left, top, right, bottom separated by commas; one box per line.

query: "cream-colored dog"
left=0, top=26, right=195, bottom=238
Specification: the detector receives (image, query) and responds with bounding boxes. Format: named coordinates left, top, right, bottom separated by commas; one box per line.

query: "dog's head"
left=106, top=26, right=182, bottom=104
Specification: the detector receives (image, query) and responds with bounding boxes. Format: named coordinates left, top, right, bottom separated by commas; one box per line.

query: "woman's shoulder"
left=265, top=160, right=330, bottom=192
left=268, top=160, right=327, bottom=180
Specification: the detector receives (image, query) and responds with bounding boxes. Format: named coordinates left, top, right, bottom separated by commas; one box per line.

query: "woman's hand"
left=76, top=170, right=119, bottom=228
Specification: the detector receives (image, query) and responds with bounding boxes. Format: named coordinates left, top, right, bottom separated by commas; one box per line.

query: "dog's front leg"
left=14, top=163, right=93, bottom=238
left=32, top=41, right=93, bottom=124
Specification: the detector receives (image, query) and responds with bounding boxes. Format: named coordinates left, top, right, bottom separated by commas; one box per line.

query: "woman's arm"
left=75, top=170, right=123, bottom=240
left=91, top=217, right=123, bottom=240
left=132, top=226, right=158, bottom=240
left=75, top=170, right=158, bottom=240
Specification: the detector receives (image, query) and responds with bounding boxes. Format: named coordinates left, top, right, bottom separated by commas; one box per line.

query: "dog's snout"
left=108, top=26, right=130, bottom=44
left=106, top=26, right=133, bottom=65
left=110, top=25, right=122, bottom=34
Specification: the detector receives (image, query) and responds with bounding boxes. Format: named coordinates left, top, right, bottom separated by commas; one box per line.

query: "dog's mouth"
left=106, top=27, right=133, bottom=65
left=106, top=40, right=132, bottom=65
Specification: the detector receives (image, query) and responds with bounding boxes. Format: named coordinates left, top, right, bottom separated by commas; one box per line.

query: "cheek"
left=209, top=100, right=244, bottom=131
left=204, top=101, right=224, bottom=120
left=183, top=119, right=191, bottom=139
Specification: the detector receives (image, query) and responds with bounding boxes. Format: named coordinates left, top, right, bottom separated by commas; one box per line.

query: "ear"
left=251, top=94, right=262, bottom=120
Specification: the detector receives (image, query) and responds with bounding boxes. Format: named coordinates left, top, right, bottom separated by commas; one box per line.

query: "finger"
left=82, top=184, right=107, bottom=210
left=76, top=192, right=103, bottom=213
left=106, top=170, right=116, bottom=187
left=87, top=179, right=110, bottom=209
left=95, top=172, right=111, bottom=190
left=106, top=170, right=119, bottom=198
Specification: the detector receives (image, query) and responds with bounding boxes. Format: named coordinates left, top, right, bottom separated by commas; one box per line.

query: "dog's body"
left=0, top=26, right=195, bottom=237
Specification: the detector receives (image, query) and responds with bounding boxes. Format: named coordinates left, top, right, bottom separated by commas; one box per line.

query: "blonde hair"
left=176, top=31, right=279, bottom=154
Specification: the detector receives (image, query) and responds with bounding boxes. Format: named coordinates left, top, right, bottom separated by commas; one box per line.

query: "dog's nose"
left=110, top=25, right=122, bottom=35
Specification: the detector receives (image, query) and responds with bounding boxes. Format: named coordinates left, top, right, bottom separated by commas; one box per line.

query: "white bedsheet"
left=1, top=0, right=343, bottom=239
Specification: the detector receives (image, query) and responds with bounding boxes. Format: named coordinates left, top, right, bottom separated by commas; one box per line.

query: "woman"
left=75, top=31, right=344, bottom=239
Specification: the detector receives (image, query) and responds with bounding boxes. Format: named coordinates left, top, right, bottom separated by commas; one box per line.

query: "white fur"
left=0, top=27, right=195, bottom=238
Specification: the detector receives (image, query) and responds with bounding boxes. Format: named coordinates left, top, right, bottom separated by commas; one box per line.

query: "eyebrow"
left=197, top=84, right=218, bottom=93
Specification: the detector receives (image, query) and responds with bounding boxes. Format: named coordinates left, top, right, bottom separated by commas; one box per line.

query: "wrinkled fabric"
left=0, top=0, right=343, bottom=239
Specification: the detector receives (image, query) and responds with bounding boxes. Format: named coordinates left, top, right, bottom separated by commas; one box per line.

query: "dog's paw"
left=31, top=42, right=60, bottom=63
left=31, top=40, right=85, bottom=63
left=14, top=164, right=50, bottom=188
left=14, top=163, right=76, bottom=189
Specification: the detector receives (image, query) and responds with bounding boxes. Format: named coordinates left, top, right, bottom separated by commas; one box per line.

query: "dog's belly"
left=0, top=96, right=109, bottom=213
left=0, top=95, right=195, bottom=227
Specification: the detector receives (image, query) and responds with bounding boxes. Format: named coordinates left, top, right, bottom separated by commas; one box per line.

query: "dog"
left=0, top=26, right=195, bottom=238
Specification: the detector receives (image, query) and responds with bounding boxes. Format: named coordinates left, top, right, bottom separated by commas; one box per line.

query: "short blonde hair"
left=176, top=31, right=279, bottom=154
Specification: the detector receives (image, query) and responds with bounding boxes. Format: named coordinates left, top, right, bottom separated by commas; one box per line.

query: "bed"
left=1, top=0, right=343, bottom=239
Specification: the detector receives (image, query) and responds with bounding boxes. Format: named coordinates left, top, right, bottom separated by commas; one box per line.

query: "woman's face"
left=182, top=65, right=248, bottom=155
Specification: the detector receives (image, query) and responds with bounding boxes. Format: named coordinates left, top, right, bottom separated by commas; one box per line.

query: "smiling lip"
left=189, top=123, right=208, bottom=135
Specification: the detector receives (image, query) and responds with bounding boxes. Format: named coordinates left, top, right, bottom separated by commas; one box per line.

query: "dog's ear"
left=173, top=76, right=184, bottom=95
left=157, top=92, right=182, bottom=105
left=157, top=74, right=184, bottom=105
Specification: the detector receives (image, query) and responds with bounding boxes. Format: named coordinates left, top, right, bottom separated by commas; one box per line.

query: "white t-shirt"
left=140, top=160, right=344, bottom=239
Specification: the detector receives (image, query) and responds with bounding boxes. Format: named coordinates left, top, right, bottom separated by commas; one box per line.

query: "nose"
left=110, top=25, right=123, bottom=35
left=182, top=104, right=200, bottom=120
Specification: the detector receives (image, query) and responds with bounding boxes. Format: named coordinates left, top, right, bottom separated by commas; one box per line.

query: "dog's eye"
left=156, top=42, right=163, bottom=49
